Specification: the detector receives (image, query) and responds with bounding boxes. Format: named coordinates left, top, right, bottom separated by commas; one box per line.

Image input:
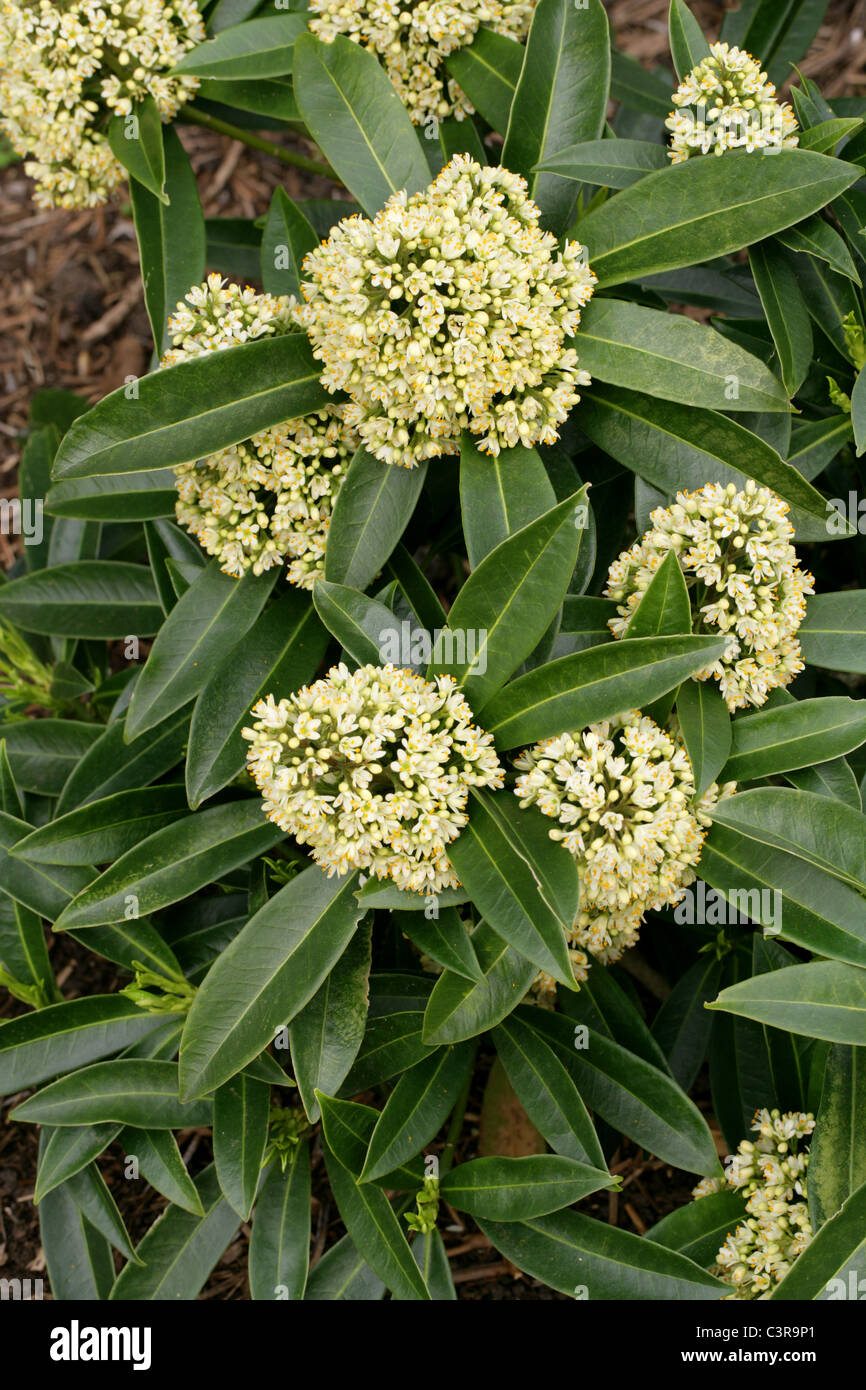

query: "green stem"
left=179, top=105, right=337, bottom=180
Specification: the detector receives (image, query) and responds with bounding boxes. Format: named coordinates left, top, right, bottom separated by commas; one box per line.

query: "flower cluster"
left=692, top=1109, right=815, bottom=1299
left=0, top=0, right=205, bottom=208
left=295, top=155, right=596, bottom=467
left=514, top=711, right=732, bottom=990
left=604, top=482, right=814, bottom=711
left=307, top=0, right=536, bottom=127
left=666, top=42, right=799, bottom=163
left=242, top=663, right=504, bottom=892
left=165, top=275, right=359, bottom=587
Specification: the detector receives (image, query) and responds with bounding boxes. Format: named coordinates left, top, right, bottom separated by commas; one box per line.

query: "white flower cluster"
left=242, top=663, right=504, bottom=892
left=295, top=155, right=597, bottom=467
left=514, top=711, right=732, bottom=989
left=165, top=275, right=359, bottom=587
left=692, top=1108, right=815, bottom=1299
left=666, top=42, right=799, bottom=163
left=605, top=482, right=814, bottom=712
left=307, top=0, right=536, bottom=127
left=0, top=0, right=205, bottom=208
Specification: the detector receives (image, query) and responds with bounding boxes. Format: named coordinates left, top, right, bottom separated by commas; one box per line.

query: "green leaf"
left=501, top=0, right=609, bottom=232
left=13, top=785, right=187, bottom=866
left=651, top=955, right=725, bottom=1091
left=293, top=33, right=429, bottom=216
left=11, top=1060, right=212, bottom=1128
left=313, top=579, right=396, bottom=668
left=0, top=809, right=94, bottom=918
left=341, top=976, right=435, bottom=1090
left=303, top=1231, right=386, bottom=1300
left=528, top=1010, right=721, bottom=1176
left=798, top=117, right=863, bottom=155
left=54, top=800, right=283, bottom=931
left=107, top=95, right=166, bottom=201
left=576, top=383, right=847, bottom=542
left=324, top=447, right=427, bottom=591
left=534, top=137, right=668, bottom=188
left=172, top=14, right=307, bottom=78
left=422, top=920, right=537, bottom=1045
left=492, top=1013, right=604, bottom=1167
left=770, top=1178, right=866, bottom=1299
left=130, top=127, right=206, bottom=355
left=126, top=561, right=277, bottom=739
left=700, top=822, right=866, bottom=968
left=2, top=720, right=102, bottom=795
left=459, top=436, right=556, bottom=568
left=361, top=1041, right=474, bottom=1181
left=261, top=186, right=318, bottom=300
left=576, top=150, right=859, bottom=288
left=186, top=589, right=329, bottom=806
left=442, top=1154, right=615, bottom=1220
left=447, top=790, right=577, bottom=985
left=109, top=1165, right=239, bottom=1300
left=676, top=679, right=731, bottom=800
left=444, top=27, right=522, bottom=134
left=668, top=0, right=711, bottom=81
left=624, top=549, right=691, bottom=638
left=609, top=49, right=672, bottom=118
left=65, top=1162, right=141, bottom=1264
left=708, top=962, right=866, bottom=1046
left=429, top=491, right=587, bottom=706
left=35, top=1125, right=123, bottom=1204
left=120, top=1127, right=204, bottom=1215
left=249, top=1142, right=311, bottom=1300
left=322, top=1138, right=430, bottom=1299
left=412, top=1227, right=456, bottom=1301
left=749, top=239, right=813, bottom=396
left=646, top=1189, right=748, bottom=1268
left=723, top=0, right=829, bottom=87
left=0, top=996, right=165, bottom=1094
left=56, top=710, right=189, bottom=815
left=577, top=298, right=790, bottom=413
left=45, top=467, right=178, bottom=522
left=478, top=633, right=728, bottom=749
left=709, top=788, right=866, bottom=895
left=852, top=365, right=866, bottom=457
left=799, top=591, right=866, bottom=674
left=721, top=698, right=866, bottom=781
left=213, top=1072, right=270, bottom=1220
left=393, top=907, right=483, bottom=985
left=809, top=1044, right=866, bottom=1231
left=776, top=214, right=862, bottom=285
left=39, top=1181, right=115, bottom=1300
left=477, top=1209, right=726, bottom=1298
left=179, top=867, right=364, bottom=1099
left=52, top=334, right=331, bottom=479
left=290, top=918, right=372, bottom=1122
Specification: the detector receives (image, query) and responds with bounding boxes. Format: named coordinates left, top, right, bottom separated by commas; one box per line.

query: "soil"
left=1, top=0, right=864, bottom=1300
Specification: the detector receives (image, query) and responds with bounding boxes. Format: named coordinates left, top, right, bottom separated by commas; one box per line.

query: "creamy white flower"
left=515, top=711, right=733, bottom=980
left=295, top=155, right=596, bottom=467
left=666, top=42, right=798, bottom=163
left=0, top=0, right=204, bottom=208
left=694, top=1108, right=816, bottom=1300
left=242, top=663, right=504, bottom=891
left=308, top=0, right=536, bottom=126
left=604, top=482, right=814, bottom=711
left=165, top=275, right=358, bottom=587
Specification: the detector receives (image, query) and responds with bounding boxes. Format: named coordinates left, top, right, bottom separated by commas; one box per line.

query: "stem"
left=179, top=106, right=337, bottom=180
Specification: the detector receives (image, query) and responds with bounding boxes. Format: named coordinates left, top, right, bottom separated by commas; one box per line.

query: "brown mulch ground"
left=1, top=0, right=864, bottom=1300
